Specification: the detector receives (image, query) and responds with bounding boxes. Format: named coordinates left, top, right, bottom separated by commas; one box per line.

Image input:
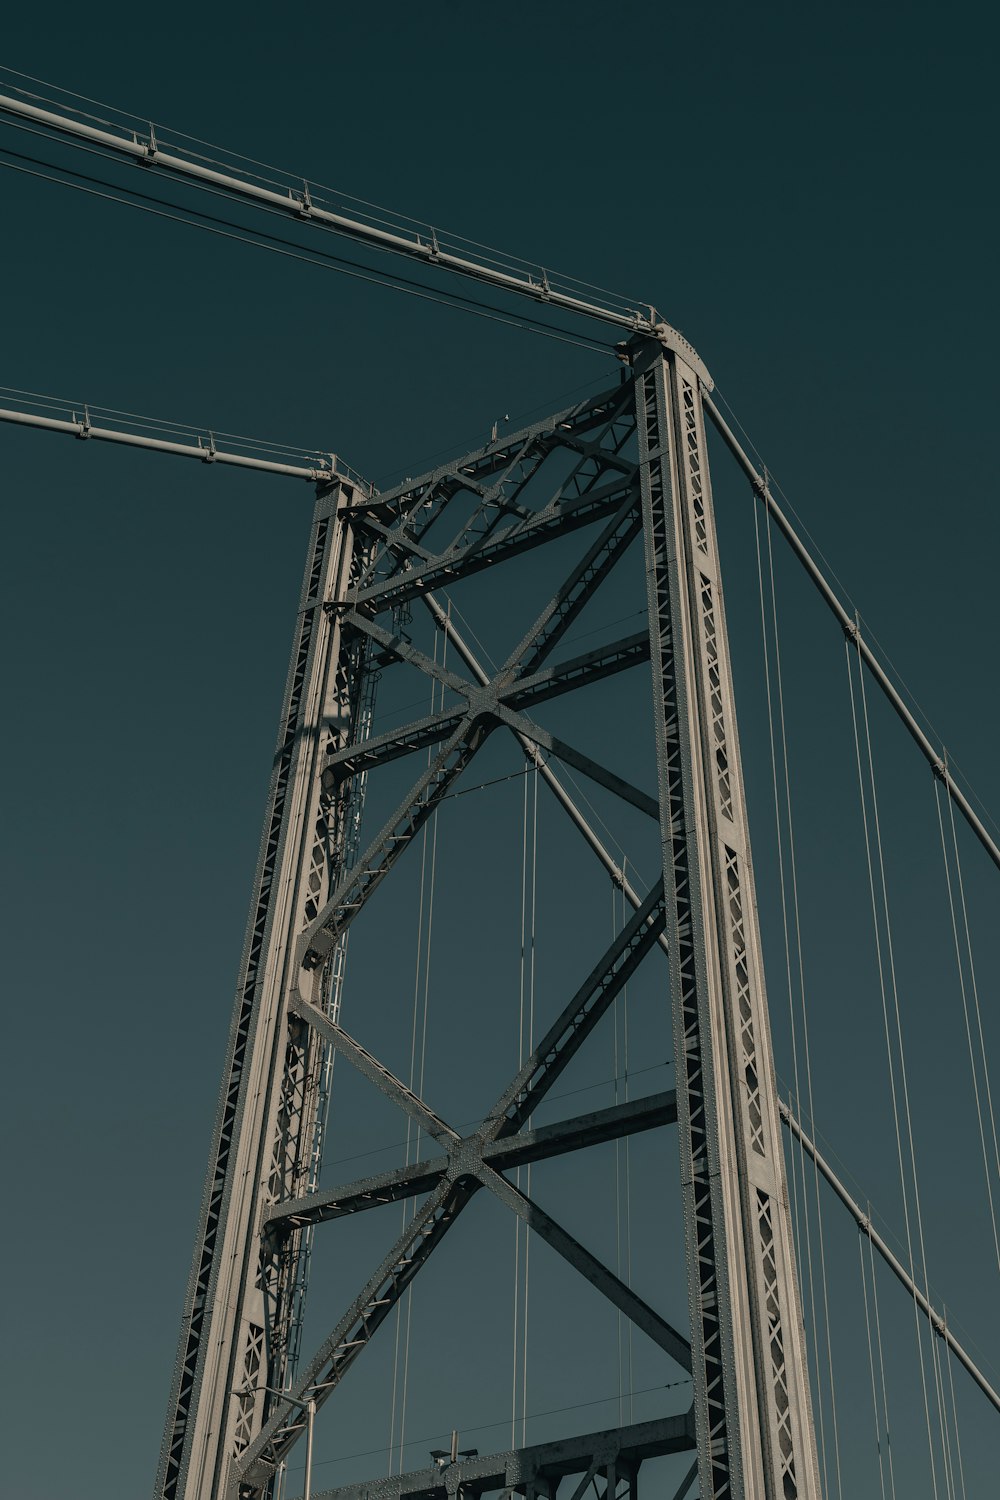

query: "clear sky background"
left=1, top=5, right=997, bottom=1499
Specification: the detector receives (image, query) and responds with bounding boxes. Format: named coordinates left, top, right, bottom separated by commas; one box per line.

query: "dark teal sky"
left=1, top=5, right=998, bottom=1499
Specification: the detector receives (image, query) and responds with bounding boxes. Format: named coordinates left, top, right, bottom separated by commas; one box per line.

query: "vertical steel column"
left=635, top=340, right=821, bottom=1500
left=155, top=477, right=366, bottom=1500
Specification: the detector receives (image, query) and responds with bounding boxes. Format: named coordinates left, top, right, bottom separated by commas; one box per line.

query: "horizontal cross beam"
left=323, top=632, right=650, bottom=786
left=309, top=1413, right=696, bottom=1500
left=352, top=479, right=638, bottom=612
left=346, top=386, right=631, bottom=526
left=267, top=1092, right=677, bottom=1233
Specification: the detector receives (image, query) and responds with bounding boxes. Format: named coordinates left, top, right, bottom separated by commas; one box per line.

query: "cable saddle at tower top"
left=0, top=79, right=712, bottom=387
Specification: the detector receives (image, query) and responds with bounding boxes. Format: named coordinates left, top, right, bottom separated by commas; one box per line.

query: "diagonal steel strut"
left=422, top=595, right=671, bottom=957
left=242, top=883, right=673, bottom=1484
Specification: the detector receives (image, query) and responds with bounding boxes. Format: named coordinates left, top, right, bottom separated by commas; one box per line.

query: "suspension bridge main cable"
left=0, top=85, right=652, bottom=348
left=0, top=143, right=618, bottom=361
left=704, top=395, right=1000, bottom=880
left=0, top=66, right=653, bottom=311
left=777, top=1098, right=1000, bottom=1415
left=3, top=73, right=995, bottom=878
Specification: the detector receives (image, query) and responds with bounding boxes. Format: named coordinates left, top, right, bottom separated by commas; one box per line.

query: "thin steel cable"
left=944, top=775, right=1000, bottom=1197
left=763, top=505, right=844, bottom=1499
left=397, top=623, right=448, bottom=1473
left=440, top=597, right=645, bottom=883
left=942, top=1307, right=969, bottom=1500
left=622, top=870, right=635, bottom=1424
left=512, top=762, right=530, bottom=1447
left=319, top=1058, right=674, bottom=1180
left=611, top=866, right=636, bottom=1428
left=521, top=762, right=538, bottom=1447
left=845, top=640, right=940, bottom=1499
left=932, top=1326, right=958, bottom=1500
left=858, top=1232, right=889, bottom=1500
left=0, top=71, right=647, bottom=308
left=613, top=880, right=624, bottom=1425
left=777, top=1063, right=996, bottom=1348
left=866, top=1218, right=899, bottom=1500
left=0, top=384, right=330, bottom=458
left=387, top=632, right=439, bottom=1474
left=933, top=779, right=1000, bottom=1269
left=855, top=642, right=956, bottom=1490
left=713, top=385, right=1000, bottom=848
left=785, top=1087, right=808, bottom=1406
left=0, top=151, right=618, bottom=359
left=280, top=1374, right=693, bottom=1481
left=0, top=116, right=630, bottom=349
left=0, top=76, right=650, bottom=313
left=752, top=496, right=830, bottom=1492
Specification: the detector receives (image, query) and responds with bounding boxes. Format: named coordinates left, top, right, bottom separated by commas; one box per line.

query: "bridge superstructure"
left=1, top=76, right=997, bottom=1500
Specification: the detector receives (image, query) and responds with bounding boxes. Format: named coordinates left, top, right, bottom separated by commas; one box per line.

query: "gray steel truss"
left=308, top=1414, right=696, bottom=1500
left=633, top=343, right=819, bottom=1499
left=157, top=343, right=822, bottom=1500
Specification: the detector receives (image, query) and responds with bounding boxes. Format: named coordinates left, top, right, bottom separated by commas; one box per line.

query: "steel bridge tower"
left=156, top=327, right=821, bottom=1500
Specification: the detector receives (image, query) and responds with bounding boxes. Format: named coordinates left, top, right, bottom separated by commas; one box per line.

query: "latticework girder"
left=156, top=345, right=821, bottom=1500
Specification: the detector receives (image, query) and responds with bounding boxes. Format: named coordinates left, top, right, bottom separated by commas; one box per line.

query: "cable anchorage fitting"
left=74, top=404, right=92, bottom=439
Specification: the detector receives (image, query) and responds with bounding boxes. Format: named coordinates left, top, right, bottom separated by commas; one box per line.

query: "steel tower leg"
left=155, top=477, right=368, bottom=1500
left=634, top=340, right=821, bottom=1500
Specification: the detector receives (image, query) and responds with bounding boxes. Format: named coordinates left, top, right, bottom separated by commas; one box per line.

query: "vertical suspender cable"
left=855, top=644, right=957, bottom=1499
left=622, top=867, right=634, bottom=1424
left=513, top=762, right=529, bottom=1446
left=521, top=760, right=537, bottom=1447
left=762, top=502, right=844, bottom=1500
left=388, top=616, right=447, bottom=1474
left=845, top=640, right=941, bottom=1499
left=612, top=864, right=636, bottom=1429
left=934, top=776, right=1000, bottom=1270
left=942, top=1307, right=969, bottom=1500
left=398, top=619, right=447, bottom=1471
left=613, top=879, right=622, bottom=1423
left=858, top=1230, right=889, bottom=1500
left=387, top=629, right=436, bottom=1474
left=945, top=780, right=1000, bottom=1188
left=752, top=498, right=830, bottom=1494
left=704, top=394, right=1000, bottom=878
left=865, top=1216, right=898, bottom=1500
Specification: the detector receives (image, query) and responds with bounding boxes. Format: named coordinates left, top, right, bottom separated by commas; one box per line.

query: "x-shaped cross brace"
left=302, top=493, right=654, bottom=969
left=238, top=881, right=688, bottom=1487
